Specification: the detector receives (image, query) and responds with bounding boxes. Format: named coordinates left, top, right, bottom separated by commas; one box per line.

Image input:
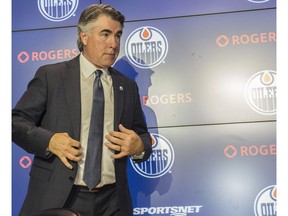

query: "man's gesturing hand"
left=105, top=124, right=144, bottom=159
left=48, top=133, right=82, bottom=169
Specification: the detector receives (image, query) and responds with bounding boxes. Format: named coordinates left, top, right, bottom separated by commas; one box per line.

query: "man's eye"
left=100, top=32, right=110, bottom=38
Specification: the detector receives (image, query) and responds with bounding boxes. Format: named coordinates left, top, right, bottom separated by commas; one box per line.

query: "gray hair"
left=77, top=4, right=125, bottom=52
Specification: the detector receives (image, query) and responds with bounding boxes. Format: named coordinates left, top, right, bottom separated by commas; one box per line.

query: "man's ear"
left=80, top=31, right=88, bottom=46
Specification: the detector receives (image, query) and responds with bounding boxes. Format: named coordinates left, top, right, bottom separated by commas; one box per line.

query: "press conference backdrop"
left=12, top=1, right=276, bottom=216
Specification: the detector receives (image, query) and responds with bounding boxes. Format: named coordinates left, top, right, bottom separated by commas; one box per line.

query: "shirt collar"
left=80, top=53, right=109, bottom=78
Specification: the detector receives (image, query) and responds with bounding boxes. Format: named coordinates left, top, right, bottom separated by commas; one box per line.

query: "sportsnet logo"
left=38, top=0, right=79, bottom=22
left=130, top=133, right=174, bottom=178
left=125, top=26, right=168, bottom=69
left=133, top=205, right=203, bottom=215
left=254, top=185, right=276, bottom=216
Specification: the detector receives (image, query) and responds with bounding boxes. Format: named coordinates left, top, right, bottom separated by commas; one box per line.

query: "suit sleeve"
left=131, top=82, right=152, bottom=162
left=12, top=67, right=55, bottom=158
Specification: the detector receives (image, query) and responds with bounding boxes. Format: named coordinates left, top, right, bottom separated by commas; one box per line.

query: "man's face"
left=80, top=14, right=123, bottom=68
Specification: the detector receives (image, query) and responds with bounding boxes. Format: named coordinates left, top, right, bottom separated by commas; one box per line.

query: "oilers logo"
left=130, top=133, right=174, bottom=178
left=125, top=26, right=168, bottom=69
left=38, top=0, right=79, bottom=22
left=245, top=70, right=276, bottom=115
left=254, top=185, right=277, bottom=216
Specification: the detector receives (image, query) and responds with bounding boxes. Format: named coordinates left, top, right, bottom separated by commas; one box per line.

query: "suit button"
left=69, top=176, right=74, bottom=181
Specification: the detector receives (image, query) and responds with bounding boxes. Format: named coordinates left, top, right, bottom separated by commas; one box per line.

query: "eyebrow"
left=101, top=29, right=123, bottom=35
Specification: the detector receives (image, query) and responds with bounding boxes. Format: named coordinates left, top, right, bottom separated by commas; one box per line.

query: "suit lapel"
left=110, top=68, right=125, bottom=131
left=61, top=57, right=81, bottom=140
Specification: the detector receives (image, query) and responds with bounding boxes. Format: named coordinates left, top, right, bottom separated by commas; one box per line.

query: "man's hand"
left=48, top=133, right=82, bottom=169
left=105, top=124, right=144, bottom=159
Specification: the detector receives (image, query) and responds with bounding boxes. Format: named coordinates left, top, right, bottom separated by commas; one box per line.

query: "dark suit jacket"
left=12, top=55, right=152, bottom=216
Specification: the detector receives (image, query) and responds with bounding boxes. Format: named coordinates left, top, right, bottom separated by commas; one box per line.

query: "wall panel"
left=12, top=1, right=276, bottom=215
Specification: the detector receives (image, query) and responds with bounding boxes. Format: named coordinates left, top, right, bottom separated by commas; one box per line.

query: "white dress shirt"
left=74, top=53, right=115, bottom=187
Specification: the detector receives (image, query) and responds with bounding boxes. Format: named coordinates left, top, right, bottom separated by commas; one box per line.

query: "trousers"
left=64, top=184, right=120, bottom=216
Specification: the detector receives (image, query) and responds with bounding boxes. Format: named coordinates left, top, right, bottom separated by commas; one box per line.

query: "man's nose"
left=109, top=36, right=119, bottom=48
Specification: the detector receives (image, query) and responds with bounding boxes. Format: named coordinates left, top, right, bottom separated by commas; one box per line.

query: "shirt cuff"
left=131, top=151, right=145, bottom=160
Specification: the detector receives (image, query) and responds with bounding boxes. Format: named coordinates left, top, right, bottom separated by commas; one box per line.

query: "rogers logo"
left=142, top=93, right=192, bottom=105
left=216, top=32, right=276, bottom=48
left=18, top=51, right=30, bottom=63
left=19, top=156, right=32, bottom=169
left=17, top=48, right=79, bottom=63
left=224, top=144, right=276, bottom=158
left=224, top=145, right=238, bottom=158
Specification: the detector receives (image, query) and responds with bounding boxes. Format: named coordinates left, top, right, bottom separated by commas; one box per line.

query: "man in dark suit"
left=12, top=4, right=152, bottom=216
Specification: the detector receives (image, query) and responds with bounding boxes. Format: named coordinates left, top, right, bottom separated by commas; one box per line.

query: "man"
left=12, top=4, right=152, bottom=216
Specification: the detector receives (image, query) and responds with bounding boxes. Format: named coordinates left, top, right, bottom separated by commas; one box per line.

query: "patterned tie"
left=83, top=70, right=104, bottom=190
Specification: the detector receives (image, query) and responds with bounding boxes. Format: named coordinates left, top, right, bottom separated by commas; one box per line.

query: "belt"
left=73, top=183, right=116, bottom=193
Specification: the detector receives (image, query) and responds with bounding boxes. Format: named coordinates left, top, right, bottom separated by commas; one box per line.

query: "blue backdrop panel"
left=12, top=0, right=276, bottom=31
left=128, top=122, right=276, bottom=215
left=12, top=0, right=101, bottom=31
left=12, top=1, right=276, bottom=216
left=103, top=0, right=276, bottom=21
left=114, top=9, right=276, bottom=128
left=12, top=27, right=78, bottom=215
left=12, top=8, right=276, bottom=128
left=12, top=146, right=31, bottom=215
left=12, top=27, right=79, bottom=105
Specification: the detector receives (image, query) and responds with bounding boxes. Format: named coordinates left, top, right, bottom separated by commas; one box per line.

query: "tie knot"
left=95, top=70, right=103, bottom=78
